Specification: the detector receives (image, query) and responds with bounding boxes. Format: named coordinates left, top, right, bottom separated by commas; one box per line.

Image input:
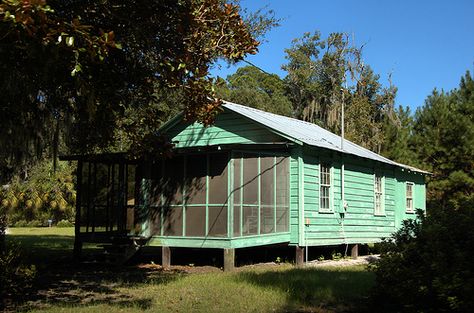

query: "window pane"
left=276, top=157, right=289, bottom=206
left=163, top=207, right=183, bottom=236
left=209, top=153, right=229, bottom=204
left=260, top=206, right=274, bottom=234
left=208, top=205, right=228, bottom=237
left=185, top=206, right=206, bottom=237
left=186, top=155, right=207, bottom=204
left=242, top=206, right=258, bottom=235
left=320, top=186, right=330, bottom=210
left=276, top=207, right=288, bottom=232
left=163, top=157, right=184, bottom=205
left=233, top=205, right=241, bottom=237
left=233, top=157, right=241, bottom=205
left=243, top=155, right=258, bottom=205
left=260, top=157, right=275, bottom=206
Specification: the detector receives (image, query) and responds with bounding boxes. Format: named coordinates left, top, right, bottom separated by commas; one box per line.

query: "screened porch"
left=148, top=151, right=290, bottom=241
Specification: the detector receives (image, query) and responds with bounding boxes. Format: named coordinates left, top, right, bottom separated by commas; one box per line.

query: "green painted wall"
left=298, top=146, right=426, bottom=246
left=167, top=110, right=283, bottom=148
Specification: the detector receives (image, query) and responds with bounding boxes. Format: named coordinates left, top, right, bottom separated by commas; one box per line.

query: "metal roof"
left=223, top=101, right=428, bottom=174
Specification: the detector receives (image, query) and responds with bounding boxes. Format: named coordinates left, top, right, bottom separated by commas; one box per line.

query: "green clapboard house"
left=65, top=101, right=428, bottom=269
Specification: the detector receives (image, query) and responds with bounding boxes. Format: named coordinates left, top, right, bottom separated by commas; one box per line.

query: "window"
left=374, top=175, right=384, bottom=215
left=320, top=163, right=332, bottom=212
left=406, top=182, right=414, bottom=212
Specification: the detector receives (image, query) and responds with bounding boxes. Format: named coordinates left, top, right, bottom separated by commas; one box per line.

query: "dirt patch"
left=306, top=255, right=380, bottom=268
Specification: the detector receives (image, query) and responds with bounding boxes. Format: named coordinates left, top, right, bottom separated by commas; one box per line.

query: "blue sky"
left=210, top=0, right=474, bottom=111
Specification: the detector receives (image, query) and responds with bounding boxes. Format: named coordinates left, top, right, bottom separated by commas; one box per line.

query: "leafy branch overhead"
left=0, top=0, right=120, bottom=75
left=0, top=0, right=264, bottom=178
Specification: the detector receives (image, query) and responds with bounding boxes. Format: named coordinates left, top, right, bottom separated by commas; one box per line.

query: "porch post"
left=351, top=244, right=359, bottom=259
left=162, top=246, right=171, bottom=269
left=295, top=246, right=305, bottom=266
left=223, top=248, right=235, bottom=272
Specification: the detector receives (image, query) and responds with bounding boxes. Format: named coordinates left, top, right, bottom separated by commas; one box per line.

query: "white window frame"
left=406, top=182, right=415, bottom=213
left=374, top=173, right=385, bottom=216
left=319, top=163, right=333, bottom=213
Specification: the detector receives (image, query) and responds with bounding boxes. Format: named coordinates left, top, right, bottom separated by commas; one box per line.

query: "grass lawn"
left=6, top=228, right=375, bottom=313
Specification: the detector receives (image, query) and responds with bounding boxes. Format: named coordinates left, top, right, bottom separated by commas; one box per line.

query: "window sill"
left=318, top=209, right=334, bottom=214
left=406, top=209, right=415, bottom=214
left=374, top=213, right=386, bottom=217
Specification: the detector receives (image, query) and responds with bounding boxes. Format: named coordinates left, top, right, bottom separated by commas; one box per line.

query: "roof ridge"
left=220, top=100, right=428, bottom=174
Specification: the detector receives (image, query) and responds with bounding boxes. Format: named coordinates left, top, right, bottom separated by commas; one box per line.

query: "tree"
left=282, top=31, right=396, bottom=152
left=216, top=65, right=292, bottom=116
left=0, top=0, right=268, bottom=182
left=380, top=105, right=417, bottom=165
left=411, top=71, right=474, bottom=209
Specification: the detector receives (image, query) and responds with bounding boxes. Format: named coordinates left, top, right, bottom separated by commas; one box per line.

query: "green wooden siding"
left=167, top=111, right=283, bottom=148
left=300, top=147, right=421, bottom=246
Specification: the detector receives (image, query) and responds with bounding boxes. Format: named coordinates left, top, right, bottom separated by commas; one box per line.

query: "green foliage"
left=381, top=105, right=418, bottom=165
left=412, top=71, right=474, bottom=209
left=0, top=243, right=36, bottom=308
left=1, top=0, right=272, bottom=181
left=56, top=219, right=74, bottom=228
left=216, top=65, right=293, bottom=116
left=0, top=160, right=76, bottom=225
left=370, top=208, right=474, bottom=312
left=220, top=31, right=397, bottom=153
left=331, top=251, right=343, bottom=261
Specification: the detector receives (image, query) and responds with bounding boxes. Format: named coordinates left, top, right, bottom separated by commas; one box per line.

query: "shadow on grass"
left=6, top=234, right=185, bottom=311
left=236, top=267, right=374, bottom=312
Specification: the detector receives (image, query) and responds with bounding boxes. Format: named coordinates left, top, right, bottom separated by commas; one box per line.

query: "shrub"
left=13, top=220, right=28, bottom=227
left=56, top=219, right=74, bottom=227
left=0, top=160, right=76, bottom=225
left=370, top=208, right=474, bottom=312
left=0, top=243, right=36, bottom=309
left=26, top=220, right=43, bottom=227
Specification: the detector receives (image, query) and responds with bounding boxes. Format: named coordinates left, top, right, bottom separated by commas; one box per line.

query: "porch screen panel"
left=185, top=206, right=206, bottom=236
left=276, top=157, right=289, bottom=232
left=150, top=161, right=163, bottom=206
left=126, top=165, right=136, bottom=206
left=207, top=153, right=229, bottom=237
left=163, top=206, right=183, bottom=236
left=109, top=164, right=120, bottom=231
left=162, top=156, right=184, bottom=236
left=93, top=163, right=109, bottom=232
left=243, top=156, right=258, bottom=205
left=260, top=157, right=275, bottom=234
left=233, top=156, right=242, bottom=237
left=233, top=154, right=290, bottom=237
left=208, top=206, right=227, bottom=237
left=150, top=162, right=163, bottom=236
left=208, top=153, right=229, bottom=204
left=186, top=155, right=207, bottom=204
left=242, top=205, right=258, bottom=235
left=126, top=164, right=137, bottom=233
left=79, top=162, right=90, bottom=232
left=163, top=157, right=184, bottom=205
left=242, top=154, right=258, bottom=236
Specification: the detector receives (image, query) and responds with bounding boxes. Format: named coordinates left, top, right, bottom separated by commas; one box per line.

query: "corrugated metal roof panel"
left=223, top=101, right=428, bottom=174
